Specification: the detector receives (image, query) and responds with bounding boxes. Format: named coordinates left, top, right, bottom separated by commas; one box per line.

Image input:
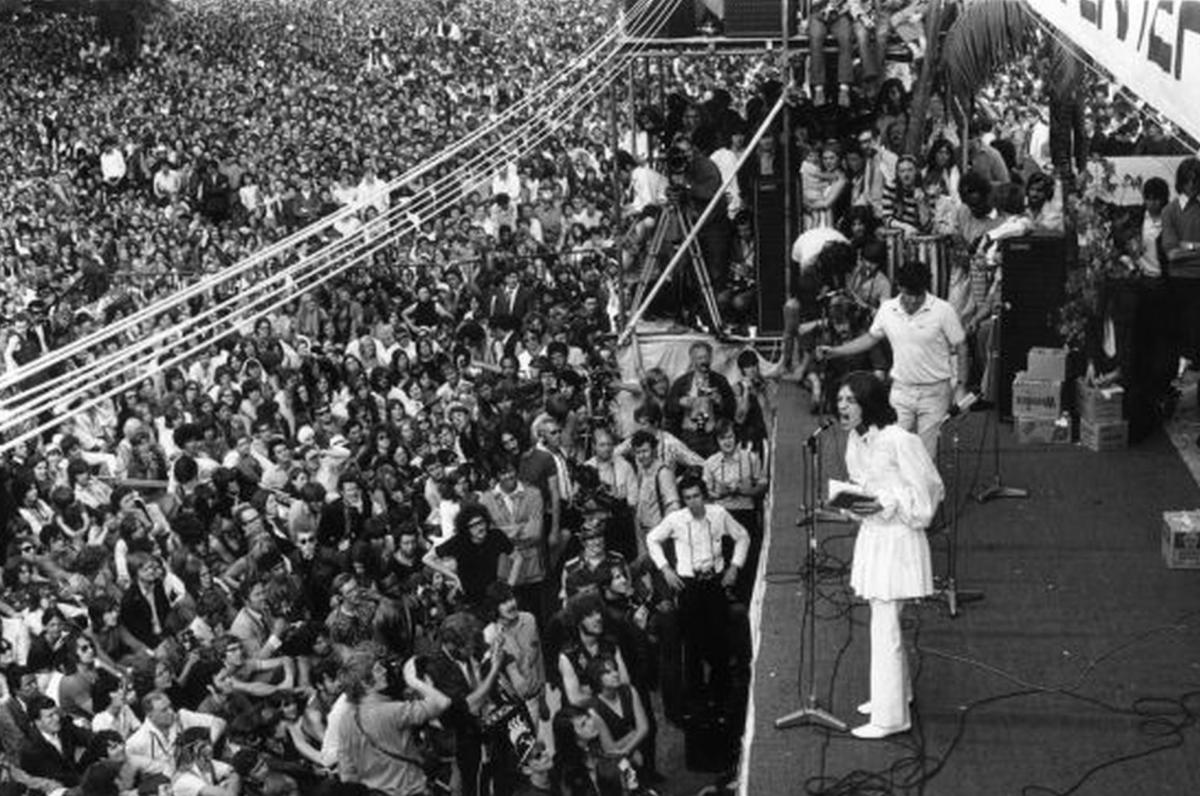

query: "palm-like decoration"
left=924, top=0, right=1085, bottom=175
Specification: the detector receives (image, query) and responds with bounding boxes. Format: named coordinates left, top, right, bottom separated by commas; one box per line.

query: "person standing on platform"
left=817, top=260, right=967, bottom=457
left=1162, top=158, right=1200, bottom=381
left=645, top=475, right=748, bottom=716
left=834, top=372, right=942, bottom=739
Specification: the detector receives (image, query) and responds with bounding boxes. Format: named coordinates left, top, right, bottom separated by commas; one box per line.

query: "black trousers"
left=678, top=576, right=732, bottom=711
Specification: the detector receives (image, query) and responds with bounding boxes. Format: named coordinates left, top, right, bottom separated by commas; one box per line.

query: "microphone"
left=948, top=392, right=978, bottom=417
left=805, top=418, right=836, bottom=446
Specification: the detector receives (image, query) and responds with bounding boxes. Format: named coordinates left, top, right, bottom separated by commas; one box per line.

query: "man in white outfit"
left=819, top=260, right=967, bottom=458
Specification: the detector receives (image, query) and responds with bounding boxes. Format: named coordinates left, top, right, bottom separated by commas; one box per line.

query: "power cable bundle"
left=0, top=0, right=681, bottom=453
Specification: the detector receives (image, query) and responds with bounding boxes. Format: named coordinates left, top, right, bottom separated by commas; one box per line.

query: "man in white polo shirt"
left=818, top=260, right=967, bottom=456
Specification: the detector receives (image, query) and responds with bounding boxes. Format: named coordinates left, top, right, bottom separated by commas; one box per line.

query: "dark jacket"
left=118, top=580, right=172, bottom=648
left=19, top=722, right=90, bottom=788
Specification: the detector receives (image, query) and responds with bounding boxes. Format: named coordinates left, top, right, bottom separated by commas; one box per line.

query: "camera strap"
left=352, top=705, right=427, bottom=771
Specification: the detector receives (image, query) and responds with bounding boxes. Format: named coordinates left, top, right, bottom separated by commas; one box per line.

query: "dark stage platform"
left=742, top=383, right=1200, bottom=795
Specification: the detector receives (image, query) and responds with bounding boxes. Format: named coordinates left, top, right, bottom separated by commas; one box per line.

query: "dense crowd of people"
left=2, top=0, right=1200, bottom=792
left=0, top=1, right=782, bottom=794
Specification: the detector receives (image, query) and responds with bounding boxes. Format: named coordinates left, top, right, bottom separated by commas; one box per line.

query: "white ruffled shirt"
left=845, top=424, right=943, bottom=600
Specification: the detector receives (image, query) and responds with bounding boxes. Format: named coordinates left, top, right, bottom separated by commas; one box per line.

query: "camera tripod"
left=629, top=200, right=725, bottom=334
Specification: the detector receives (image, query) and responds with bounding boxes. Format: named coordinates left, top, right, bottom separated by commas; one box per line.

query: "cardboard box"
left=1015, top=416, right=1072, bottom=445
left=1079, top=419, right=1129, bottom=451
left=1162, top=511, right=1200, bottom=569
left=1027, top=347, right=1068, bottom=381
left=1012, top=372, right=1063, bottom=420
left=1075, top=379, right=1124, bottom=425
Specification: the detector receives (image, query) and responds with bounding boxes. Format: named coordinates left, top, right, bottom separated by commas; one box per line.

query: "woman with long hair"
left=924, top=138, right=961, bottom=201
left=551, top=704, right=634, bottom=796
left=835, top=372, right=943, bottom=739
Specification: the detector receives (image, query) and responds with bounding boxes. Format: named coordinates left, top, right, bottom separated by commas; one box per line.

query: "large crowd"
left=2, top=0, right=1200, bottom=794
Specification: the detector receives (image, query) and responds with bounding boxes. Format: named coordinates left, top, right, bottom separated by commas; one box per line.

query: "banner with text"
left=1028, top=0, right=1200, bottom=143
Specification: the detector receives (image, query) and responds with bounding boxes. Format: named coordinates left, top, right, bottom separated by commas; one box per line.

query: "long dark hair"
left=551, top=705, right=595, bottom=792
left=841, top=371, right=897, bottom=429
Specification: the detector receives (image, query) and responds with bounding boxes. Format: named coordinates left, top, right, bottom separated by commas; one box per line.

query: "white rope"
left=0, top=0, right=679, bottom=448
left=0, top=0, right=672, bottom=392
left=0, top=81, right=648, bottom=453
left=0, top=0, right=674, bottom=413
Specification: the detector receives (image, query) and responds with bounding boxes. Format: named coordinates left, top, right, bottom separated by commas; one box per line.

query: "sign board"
left=1028, top=0, right=1200, bottom=144
left=1087, top=155, right=1188, bottom=205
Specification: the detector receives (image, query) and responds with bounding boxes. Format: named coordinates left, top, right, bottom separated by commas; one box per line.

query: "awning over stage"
left=1027, top=0, right=1200, bottom=144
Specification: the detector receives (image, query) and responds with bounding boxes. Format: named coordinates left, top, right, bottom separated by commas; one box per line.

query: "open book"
left=827, top=479, right=878, bottom=511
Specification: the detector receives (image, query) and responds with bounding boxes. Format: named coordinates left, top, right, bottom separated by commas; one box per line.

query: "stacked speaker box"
left=724, top=0, right=794, bottom=37
left=753, top=176, right=789, bottom=334
left=625, top=0, right=696, bottom=38
left=999, top=236, right=1067, bottom=420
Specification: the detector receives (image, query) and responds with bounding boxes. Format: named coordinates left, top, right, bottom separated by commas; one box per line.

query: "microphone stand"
left=930, top=410, right=983, bottom=617
left=775, top=426, right=848, bottom=732
left=976, top=307, right=1028, bottom=502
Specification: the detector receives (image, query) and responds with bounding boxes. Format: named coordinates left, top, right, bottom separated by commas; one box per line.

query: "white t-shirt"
left=869, top=294, right=965, bottom=385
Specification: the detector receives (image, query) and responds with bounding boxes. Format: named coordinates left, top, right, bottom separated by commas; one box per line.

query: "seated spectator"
left=19, top=694, right=92, bottom=789
left=171, top=725, right=240, bottom=796
left=125, top=691, right=226, bottom=778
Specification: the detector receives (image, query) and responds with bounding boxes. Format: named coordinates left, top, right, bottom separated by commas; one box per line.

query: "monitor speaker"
left=626, top=0, right=696, bottom=38
left=725, top=0, right=794, bottom=37
left=999, top=236, right=1067, bottom=419
left=753, top=176, right=789, bottom=334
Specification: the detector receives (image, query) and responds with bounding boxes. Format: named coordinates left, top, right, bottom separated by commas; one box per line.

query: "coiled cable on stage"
left=800, top=608, right=1200, bottom=796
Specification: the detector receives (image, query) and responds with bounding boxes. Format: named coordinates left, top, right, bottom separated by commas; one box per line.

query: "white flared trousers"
left=868, top=598, right=912, bottom=728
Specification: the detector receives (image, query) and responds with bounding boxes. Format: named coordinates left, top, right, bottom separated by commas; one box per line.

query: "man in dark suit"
left=0, top=669, right=41, bottom=757
left=19, top=694, right=90, bottom=789
left=487, top=269, right=535, bottom=319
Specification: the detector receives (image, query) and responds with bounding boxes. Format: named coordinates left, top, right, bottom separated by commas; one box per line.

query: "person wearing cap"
left=559, top=500, right=629, bottom=603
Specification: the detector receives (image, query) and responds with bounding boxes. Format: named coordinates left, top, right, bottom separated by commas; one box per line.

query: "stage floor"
left=743, top=383, right=1200, bottom=795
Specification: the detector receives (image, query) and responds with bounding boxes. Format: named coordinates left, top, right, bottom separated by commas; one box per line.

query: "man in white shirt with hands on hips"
left=646, top=475, right=749, bottom=716
left=818, top=260, right=968, bottom=458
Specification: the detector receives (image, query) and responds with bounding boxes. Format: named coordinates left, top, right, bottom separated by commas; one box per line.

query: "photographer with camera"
left=664, top=132, right=733, bottom=297
left=665, top=341, right=735, bottom=458
left=337, top=644, right=452, bottom=796
left=422, top=612, right=506, bottom=796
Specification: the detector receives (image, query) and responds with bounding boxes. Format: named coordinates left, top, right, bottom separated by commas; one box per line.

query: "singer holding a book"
left=834, top=371, right=945, bottom=739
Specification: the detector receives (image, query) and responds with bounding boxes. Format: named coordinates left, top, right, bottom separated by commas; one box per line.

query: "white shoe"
left=850, top=721, right=911, bottom=739
left=856, top=698, right=912, bottom=715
